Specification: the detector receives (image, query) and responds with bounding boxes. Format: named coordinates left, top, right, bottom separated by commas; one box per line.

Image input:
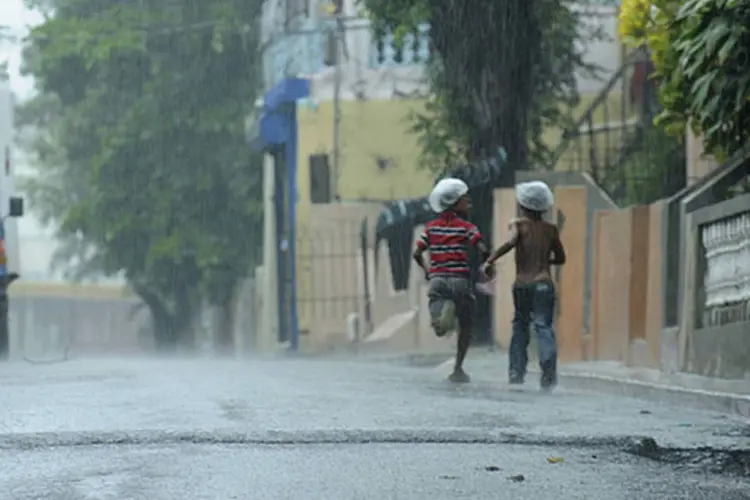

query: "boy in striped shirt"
left=413, top=178, right=491, bottom=383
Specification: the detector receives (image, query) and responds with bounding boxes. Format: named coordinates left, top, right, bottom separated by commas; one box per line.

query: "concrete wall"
left=591, top=209, right=633, bottom=362
left=10, top=277, right=266, bottom=359
left=589, top=203, right=663, bottom=366
left=8, top=283, right=149, bottom=359
left=492, top=188, right=516, bottom=350
left=644, top=201, right=665, bottom=366
left=555, top=186, right=587, bottom=362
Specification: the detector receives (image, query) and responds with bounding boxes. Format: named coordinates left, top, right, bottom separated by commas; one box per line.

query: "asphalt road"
left=1, top=355, right=749, bottom=499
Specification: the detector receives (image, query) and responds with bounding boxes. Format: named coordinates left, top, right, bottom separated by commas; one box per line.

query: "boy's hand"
left=482, top=262, right=495, bottom=279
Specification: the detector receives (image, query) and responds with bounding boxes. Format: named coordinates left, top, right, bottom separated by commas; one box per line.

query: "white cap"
left=516, top=181, right=554, bottom=212
left=428, top=178, right=469, bottom=213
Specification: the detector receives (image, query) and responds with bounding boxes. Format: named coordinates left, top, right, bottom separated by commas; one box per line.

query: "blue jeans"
left=509, top=280, right=557, bottom=380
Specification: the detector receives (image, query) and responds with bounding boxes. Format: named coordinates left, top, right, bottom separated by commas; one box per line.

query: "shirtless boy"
left=413, top=178, right=491, bottom=383
left=483, top=181, right=565, bottom=390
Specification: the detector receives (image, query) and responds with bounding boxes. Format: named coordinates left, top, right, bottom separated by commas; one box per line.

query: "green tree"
left=620, top=0, right=750, bottom=156
left=17, top=0, right=264, bottom=349
left=366, top=0, right=604, bottom=174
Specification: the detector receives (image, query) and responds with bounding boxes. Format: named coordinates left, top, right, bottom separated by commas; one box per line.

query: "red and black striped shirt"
left=416, top=211, right=482, bottom=277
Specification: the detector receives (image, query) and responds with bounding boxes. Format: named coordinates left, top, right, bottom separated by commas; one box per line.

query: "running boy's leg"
left=450, top=278, right=475, bottom=383
left=509, top=284, right=533, bottom=383
left=532, top=280, right=558, bottom=390
left=427, top=277, right=456, bottom=337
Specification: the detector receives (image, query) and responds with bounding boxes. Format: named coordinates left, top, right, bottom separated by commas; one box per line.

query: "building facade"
left=258, top=0, right=622, bottom=341
left=263, top=0, right=622, bottom=205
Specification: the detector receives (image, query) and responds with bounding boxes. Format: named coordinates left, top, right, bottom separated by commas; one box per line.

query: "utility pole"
left=331, top=5, right=345, bottom=201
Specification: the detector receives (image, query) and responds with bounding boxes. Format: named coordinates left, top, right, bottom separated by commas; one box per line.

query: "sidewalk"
left=381, top=347, right=750, bottom=420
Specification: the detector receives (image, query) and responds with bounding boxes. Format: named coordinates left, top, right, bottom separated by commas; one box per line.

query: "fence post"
left=360, top=217, right=372, bottom=340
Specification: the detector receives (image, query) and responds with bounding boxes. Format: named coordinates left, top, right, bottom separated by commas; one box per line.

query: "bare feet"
left=448, top=369, right=470, bottom=384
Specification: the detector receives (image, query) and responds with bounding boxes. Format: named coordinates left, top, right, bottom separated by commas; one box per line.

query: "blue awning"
left=264, top=78, right=310, bottom=110
left=249, top=78, right=310, bottom=152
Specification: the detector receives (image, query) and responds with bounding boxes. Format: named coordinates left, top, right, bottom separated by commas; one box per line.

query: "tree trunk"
left=136, top=287, right=194, bottom=351
left=211, top=297, right=235, bottom=353
left=431, top=0, right=539, bottom=180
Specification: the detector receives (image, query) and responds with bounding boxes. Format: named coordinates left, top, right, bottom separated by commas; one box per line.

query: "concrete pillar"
left=260, top=154, right=279, bottom=350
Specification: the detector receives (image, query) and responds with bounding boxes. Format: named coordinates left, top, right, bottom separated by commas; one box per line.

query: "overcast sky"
left=1, top=0, right=43, bottom=99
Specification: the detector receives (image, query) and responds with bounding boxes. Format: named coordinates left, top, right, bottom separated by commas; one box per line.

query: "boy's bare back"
left=513, top=217, right=565, bottom=284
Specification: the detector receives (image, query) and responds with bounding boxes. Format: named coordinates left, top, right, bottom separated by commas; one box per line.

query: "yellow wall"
left=297, top=99, right=433, bottom=211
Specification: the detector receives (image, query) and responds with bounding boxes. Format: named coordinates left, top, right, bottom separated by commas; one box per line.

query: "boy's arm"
left=485, top=221, right=519, bottom=265
left=468, top=226, right=491, bottom=262
left=550, top=226, right=566, bottom=265
left=413, top=230, right=430, bottom=279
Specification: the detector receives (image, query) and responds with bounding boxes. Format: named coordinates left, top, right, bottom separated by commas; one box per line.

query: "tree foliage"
left=620, top=0, right=750, bottom=155
left=365, top=0, right=604, bottom=174
left=365, top=0, right=539, bottom=177
left=17, top=0, right=264, bottom=348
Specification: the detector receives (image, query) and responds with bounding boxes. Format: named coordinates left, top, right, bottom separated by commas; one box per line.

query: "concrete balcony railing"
left=264, top=5, right=619, bottom=100
left=264, top=18, right=430, bottom=90
left=369, top=23, right=430, bottom=69
left=702, top=210, right=750, bottom=309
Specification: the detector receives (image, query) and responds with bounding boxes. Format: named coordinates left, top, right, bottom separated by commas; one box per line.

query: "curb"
left=554, top=371, right=750, bottom=420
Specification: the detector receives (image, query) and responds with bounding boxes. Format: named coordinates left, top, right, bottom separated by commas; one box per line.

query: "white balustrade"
left=702, top=211, right=750, bottom=309
left=369, top=23, right=430, bottom=69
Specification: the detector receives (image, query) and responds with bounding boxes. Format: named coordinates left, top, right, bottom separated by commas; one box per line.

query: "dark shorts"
left=427, top=275, right=475, bottom=330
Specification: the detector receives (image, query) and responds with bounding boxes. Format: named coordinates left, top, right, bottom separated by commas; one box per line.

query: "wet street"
left=1, top=355, right=749, bottom=499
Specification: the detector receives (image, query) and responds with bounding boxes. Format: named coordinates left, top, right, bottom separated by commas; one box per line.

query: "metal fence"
left=295, top=218, right=368, bottom=341
left=552, top=47, right=686, bottom=206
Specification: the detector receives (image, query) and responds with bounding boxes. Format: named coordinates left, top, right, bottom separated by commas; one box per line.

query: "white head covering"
left=428, top=178, right=469, bottom=213
left=515, top=181, right=554, bottom=212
